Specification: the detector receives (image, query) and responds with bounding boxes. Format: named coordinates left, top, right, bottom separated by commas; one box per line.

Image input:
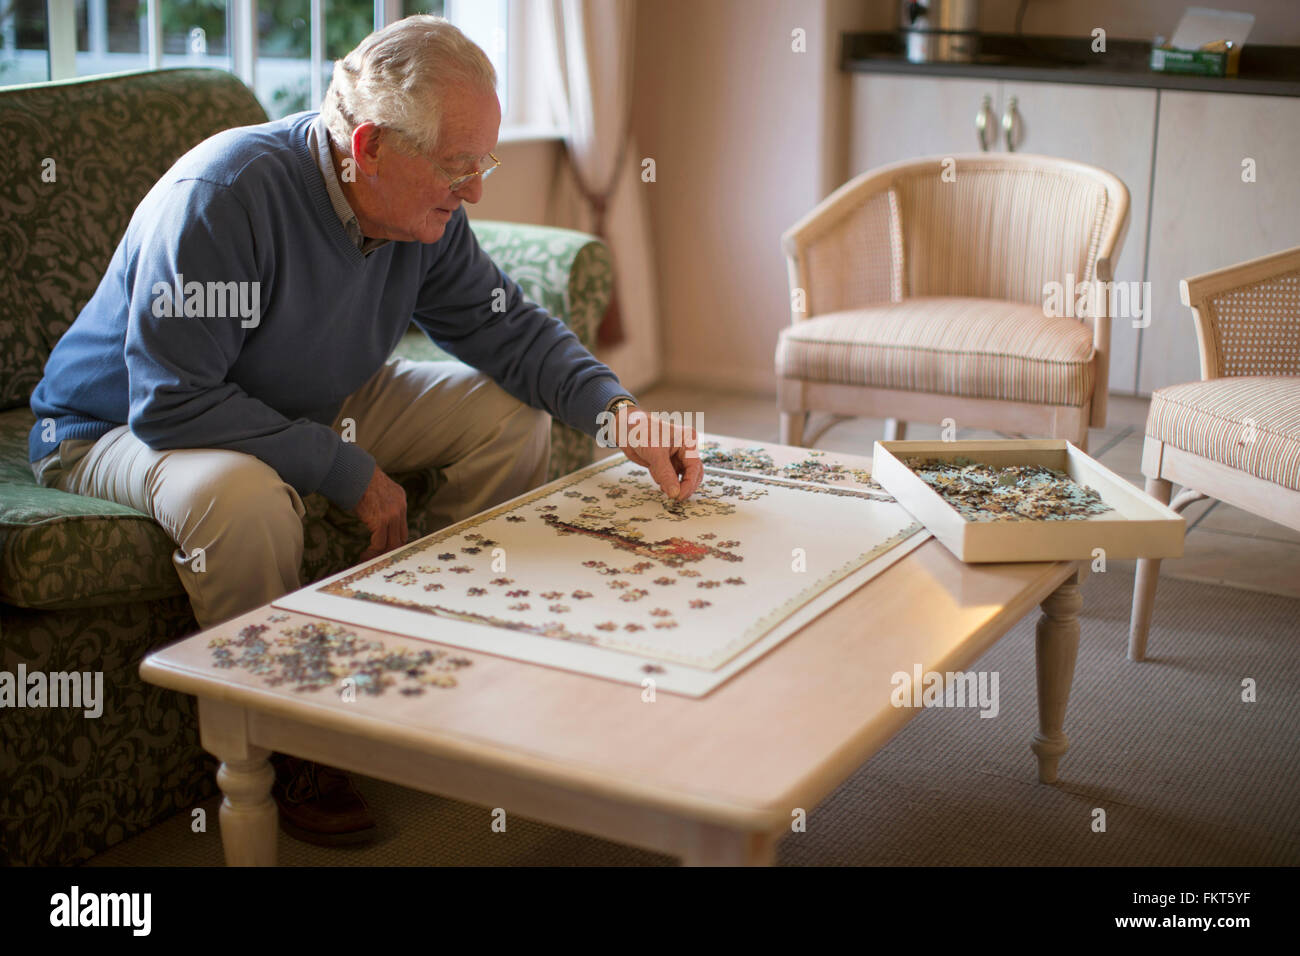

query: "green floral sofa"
left=0, top=69, right=611, bottom=865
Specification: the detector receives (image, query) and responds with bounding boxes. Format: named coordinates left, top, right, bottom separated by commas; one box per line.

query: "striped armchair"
left=777, top=154, right=1130, bottom=451
left=1128, top=245, right=1300, bottom=661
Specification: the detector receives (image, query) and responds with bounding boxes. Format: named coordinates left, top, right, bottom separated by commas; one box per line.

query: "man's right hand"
left=354, top=464, right=408, bottom=561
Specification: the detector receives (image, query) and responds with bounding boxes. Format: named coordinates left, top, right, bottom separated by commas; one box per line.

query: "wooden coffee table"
left=140, top=438, right=1086, bottom=866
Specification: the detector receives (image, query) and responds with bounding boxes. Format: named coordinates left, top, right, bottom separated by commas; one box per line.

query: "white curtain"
left=539, top=0, right=661, bottom=394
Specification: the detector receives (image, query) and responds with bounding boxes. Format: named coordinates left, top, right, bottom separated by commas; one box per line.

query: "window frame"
left=24, top=0, right=553, bottom=137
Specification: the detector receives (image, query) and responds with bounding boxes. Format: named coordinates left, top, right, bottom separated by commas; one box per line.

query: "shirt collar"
left=309, top=114, right=390, bottom=256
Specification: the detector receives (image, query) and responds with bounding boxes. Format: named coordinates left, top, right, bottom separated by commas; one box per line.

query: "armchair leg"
left=884, top=419, right=907, bottom=441
left=780, top=412, right=809, bottom=447
left=1128, top=477, right=1174, bottom=661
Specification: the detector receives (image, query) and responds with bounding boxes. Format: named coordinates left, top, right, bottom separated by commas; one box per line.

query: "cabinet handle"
left=1002, top=96, right=1022, bottom=152
left=975, top=94, right=994, bottom=152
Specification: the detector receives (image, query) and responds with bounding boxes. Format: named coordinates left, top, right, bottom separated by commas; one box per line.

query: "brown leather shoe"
left=271, top=754, right=377, bottom=847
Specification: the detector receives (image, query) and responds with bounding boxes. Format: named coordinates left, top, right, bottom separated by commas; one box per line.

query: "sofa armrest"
left=468, top=220, right=613, bottom=348
left=393, top=221, right=613, bottom=482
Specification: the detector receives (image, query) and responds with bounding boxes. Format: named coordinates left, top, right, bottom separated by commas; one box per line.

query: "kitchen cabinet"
left=850, top=75, right=1157, bottom=395
left=849, top=75, right=995, bottom=170
left=1141, top=90, right=1300, bottom=392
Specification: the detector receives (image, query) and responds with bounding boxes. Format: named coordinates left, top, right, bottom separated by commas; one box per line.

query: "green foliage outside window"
left=261, top=1, right=444, bottom=116
left=0, top=0, right=447, bottom=105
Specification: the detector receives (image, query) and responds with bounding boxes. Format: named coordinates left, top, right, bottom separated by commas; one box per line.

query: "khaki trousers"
left=34, top=359, right=551, bottom=629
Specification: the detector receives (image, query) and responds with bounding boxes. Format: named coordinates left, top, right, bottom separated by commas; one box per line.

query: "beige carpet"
left=86, top=566, right=1300, bottom=866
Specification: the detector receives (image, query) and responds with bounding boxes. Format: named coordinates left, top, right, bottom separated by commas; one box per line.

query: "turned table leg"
left=199, top=697, right=278, bottom=866
left=1031, top=569, right=1084, bottom=784
left=216, top=753, right=277, bottom=866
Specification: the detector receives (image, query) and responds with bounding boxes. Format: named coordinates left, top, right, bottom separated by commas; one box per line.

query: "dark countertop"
left=843, top=33, right=1300, bottom=98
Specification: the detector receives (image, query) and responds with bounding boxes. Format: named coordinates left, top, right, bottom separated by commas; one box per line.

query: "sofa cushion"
left=776, top=296, right=1096, bottom=406
left=0, top=408, right=187, bottom=609
left=0, top=406, right=443, bottom=611
left=1146, top=376, right=1300, bottom=492
left=0, top=68, right=269, bottom=411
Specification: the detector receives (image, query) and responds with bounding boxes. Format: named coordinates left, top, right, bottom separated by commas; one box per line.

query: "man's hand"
left=354, top=464, right=408, bottom=561
left=615, top=405, right=704, bottom=501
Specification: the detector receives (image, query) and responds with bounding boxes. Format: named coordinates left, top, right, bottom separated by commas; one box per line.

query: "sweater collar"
left=288, top=113, right=368, bottom=266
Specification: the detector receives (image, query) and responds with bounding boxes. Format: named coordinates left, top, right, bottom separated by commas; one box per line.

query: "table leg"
left=1031, top=570, right=1084, bottom=784
left=198, top=697, right=278, bottom=866
left=679, top=823, right=777, bottom=866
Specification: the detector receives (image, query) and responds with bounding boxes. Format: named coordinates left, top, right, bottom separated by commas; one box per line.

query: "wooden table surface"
left=140, top=437, right=1081, bottom=864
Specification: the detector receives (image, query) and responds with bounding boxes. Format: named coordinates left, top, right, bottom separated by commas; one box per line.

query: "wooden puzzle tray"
left=872, top=439, right=1185, bottom=564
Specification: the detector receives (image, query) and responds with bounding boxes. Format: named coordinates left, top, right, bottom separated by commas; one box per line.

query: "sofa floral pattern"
left=0, top=69, right=612, bottom=865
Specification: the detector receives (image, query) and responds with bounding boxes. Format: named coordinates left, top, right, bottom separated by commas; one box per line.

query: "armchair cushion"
left=1146, top=376, right=1300, bottom=492
left=894, top=167, right=1110, bottom=305
left=776, top=296, right=1096, bottom=406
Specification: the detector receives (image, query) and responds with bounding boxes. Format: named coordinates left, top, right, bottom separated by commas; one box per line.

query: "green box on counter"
left=1149, top=46, right=1239, bottom=77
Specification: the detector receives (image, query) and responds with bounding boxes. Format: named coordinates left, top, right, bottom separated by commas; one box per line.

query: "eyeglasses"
left=390, top=130, right=501, bottom=192
left=431, top=151, right=501, bottom=192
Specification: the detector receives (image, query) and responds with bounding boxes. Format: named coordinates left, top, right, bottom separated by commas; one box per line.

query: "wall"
left=473, top=0, right=886, bottom=397
left=465, top=137, right=563, bottom=226
left=632, top=0, right=879, bottom=395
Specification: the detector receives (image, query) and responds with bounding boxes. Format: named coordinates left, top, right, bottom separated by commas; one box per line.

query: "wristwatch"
left=606, top=396, right=637, bottom=416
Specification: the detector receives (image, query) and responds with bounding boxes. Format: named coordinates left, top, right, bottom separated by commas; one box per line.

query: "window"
left=1, top=0, right=52, bottom=85
left=3, top=0, right=510, bottom=123
left=257, top=0, right=383, bottom=119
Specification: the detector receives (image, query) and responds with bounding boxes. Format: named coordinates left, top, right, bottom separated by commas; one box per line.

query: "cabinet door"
left=1142, top=91, right=1300, bottom=393
left=1000, top=81, right=1158, bottom=396
left=849, top=74, right=998, bottom=174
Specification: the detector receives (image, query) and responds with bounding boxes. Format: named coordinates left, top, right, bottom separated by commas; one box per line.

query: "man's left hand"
left=615, top=405, right=703, bottom=501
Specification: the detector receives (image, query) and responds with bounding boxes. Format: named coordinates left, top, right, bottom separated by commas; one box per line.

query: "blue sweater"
left=29, top=112, right=626, bottom=509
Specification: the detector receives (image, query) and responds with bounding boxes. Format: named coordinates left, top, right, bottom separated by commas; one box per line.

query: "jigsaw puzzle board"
left=275, top=451, right=928, bottom=696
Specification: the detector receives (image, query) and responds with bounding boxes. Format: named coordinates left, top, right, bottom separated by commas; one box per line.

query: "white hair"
left=321, top=15, right=497, bottom=156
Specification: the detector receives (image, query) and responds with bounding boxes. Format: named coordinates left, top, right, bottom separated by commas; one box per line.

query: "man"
left=28, top=16, right=701, bottom=845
